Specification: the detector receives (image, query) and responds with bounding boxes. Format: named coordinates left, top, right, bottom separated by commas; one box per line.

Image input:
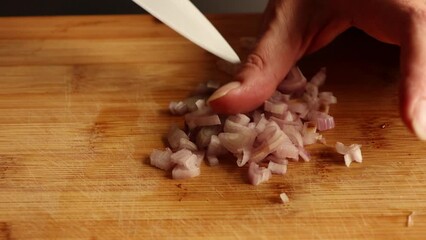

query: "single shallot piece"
left=407, top=211, right=415, bottom=227
left=172, top=166, right=200, bottom=179
left=310, top=67, right=327, bottom=86
left=335, top=142, right=363, bottom=167
left=150, top=148, right=174, bottom=171
left=170, top=149, right=201, bottom=179
left=268, top=161, right=287, bottom=175
left=248, top=162, right=272, bottom=186
left=207, top=135, right=226, bottom=166
left=280, top=193, right=290, bottom=204
left=169, top=101, right=189, bottom=115
left=168, top=126, right=188, bottom=150
left=171, top=149, right=199, bottom=169
left=278, top=66, right=307, bottom=95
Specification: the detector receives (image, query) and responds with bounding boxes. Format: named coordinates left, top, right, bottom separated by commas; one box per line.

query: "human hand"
left=208, top=0, right=426, bottom=140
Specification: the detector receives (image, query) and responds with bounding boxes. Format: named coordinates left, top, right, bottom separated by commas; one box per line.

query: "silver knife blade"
left=132, top=0, right=241, bottom=63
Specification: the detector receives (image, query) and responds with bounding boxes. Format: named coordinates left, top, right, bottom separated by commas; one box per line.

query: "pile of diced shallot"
left=150, top=65, right=363, bottom=190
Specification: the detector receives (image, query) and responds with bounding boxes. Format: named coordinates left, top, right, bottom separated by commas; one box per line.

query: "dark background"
left=0, top=1, right=267, bottom=16
left=1, top=0, right=146, bottom=16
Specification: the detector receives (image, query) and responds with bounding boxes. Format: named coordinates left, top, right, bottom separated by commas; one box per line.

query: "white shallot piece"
left=248, top=162, right=272, bottom=186
left=268, top=161, right=287, bottom=175
left=280, top=193, right=290, bottom=204
left=335, top=142, right=363, bottom=167
left=150, top=148, right=174, bottom=171
left=170, top=149, right=201, bottom=179
left=407, top=211, right=415, bottom=227
left=169, top=101, right=189, bottom=115
left=150, top=61, right=363, bottom=197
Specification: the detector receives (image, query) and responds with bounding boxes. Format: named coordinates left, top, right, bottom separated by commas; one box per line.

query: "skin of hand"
left=208, top=0, right=426, bottom=140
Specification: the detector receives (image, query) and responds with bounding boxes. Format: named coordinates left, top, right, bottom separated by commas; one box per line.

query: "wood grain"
left=0, top=14, right=425, bottom=239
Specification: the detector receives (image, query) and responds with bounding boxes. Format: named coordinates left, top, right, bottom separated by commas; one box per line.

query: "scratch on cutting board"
left=27, top=41, right=45, bottom=56
left=214, top=187, right=224, bottom=199
left=118, top=191, right=125, bottom=227
left=25, top=164, right=38, bottom=186
left=125, top=198, right=137, bottom=238
left=53, top=19, right=116, bottom=34
left=338, top=216, right=351, bottom=236
left=239, top=219, right=257, bottom=236
left=360, top=213, right=369, bottom=226
left=64, top=74, right=71, bottom=109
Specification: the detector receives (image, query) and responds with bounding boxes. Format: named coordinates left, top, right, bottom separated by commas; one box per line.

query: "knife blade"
left=132, top=0, right=241, bottom=63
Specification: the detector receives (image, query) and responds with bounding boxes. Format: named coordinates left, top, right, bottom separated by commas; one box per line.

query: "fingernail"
left=412, top=99, right=426, bottom=140
left=207, top=81, right=241, bottom=103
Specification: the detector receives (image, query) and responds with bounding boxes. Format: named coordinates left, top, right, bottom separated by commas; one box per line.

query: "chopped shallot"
left=224, top=117, right=251, bottom=133
left=270, top=91, right=291, bottom=103
left=184, top=100, right=220, bottom=129
left=266, top=155, right=289, bottom=165
left=172, top=166, right=200, bottom=179
left=219, top=132, right=249, bottom=154
left=273, top=141, right=299, bottom=161
left=168, top=126, right=188, bottom=150
left=255, top=114, right=269, bottom=133
left=207, top=135, right=226, bottom=166
left=310, top=67, right=327, bottom=86
left=288, top=100, right=309, bottom=118
left=316, top=113, right=335, bottom=131
left=186, top=114, right=221, bottom=129
left=407, top=211, right=415, bottom=227
left=170, top=149, right=201, bottom=179
left=335, top=142, right=363, bottom=167
left=170, top=149, right=198, bottom=169
left=280, top=193, right=290, bottom=204
left=251, top=122, right=287, bottom=163
left=268, top=161, right=287, bottom=175
left=196, top=126, right=221, bottom=149
left=298, top=146, right=311, bottom=162
left=178, top=138, right=197, bottom=151
left=206, top=156, right=219, bottom=166
left=248, top=162, right=272, bottom=186
left=150, top=64, right=364, bottom=190
left=278, top=66, right=307, bottom=94
left=169, top=101, right=188, bottom=115
left=302, top=122, right=319, bottom=145
left=264, top=101, right=288, bottom=115
left=227, top=114, right=251, bottom=126
left=150, top=148, right=174, bottom=171
left=318, top=92, right=337, bottom=105
left=281, top=125, right=304, bottom=147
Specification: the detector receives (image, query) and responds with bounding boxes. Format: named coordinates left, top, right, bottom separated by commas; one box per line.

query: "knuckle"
left=246, top=53, right=266, bottom=71
left=406, top=3, right=426, bottom=26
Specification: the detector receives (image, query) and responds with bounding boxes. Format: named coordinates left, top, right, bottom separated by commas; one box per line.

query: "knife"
left=132, top=0, right=241, bottom=64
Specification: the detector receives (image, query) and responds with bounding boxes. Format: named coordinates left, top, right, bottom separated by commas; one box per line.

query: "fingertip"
left=209, top=66, right=278, bottom=114
left=400, top=86, right=426, bottom=141
left=207, top=81, right=241, bottom=104
left=207, top=82, right=245, bottom=114
left=400, top=37, right=426, bottom=140
left=208, top=89, right=246, bottom=114
left=411, top=100, right=426, bottom=140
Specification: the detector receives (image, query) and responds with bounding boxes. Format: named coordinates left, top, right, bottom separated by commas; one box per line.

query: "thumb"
left=208, top=1, right=304, bottom=114
left=400, top=22, right=426, bottom=140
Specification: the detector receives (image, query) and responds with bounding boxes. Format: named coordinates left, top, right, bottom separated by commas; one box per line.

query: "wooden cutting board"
left=0, top=14, right=425, bottom=239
